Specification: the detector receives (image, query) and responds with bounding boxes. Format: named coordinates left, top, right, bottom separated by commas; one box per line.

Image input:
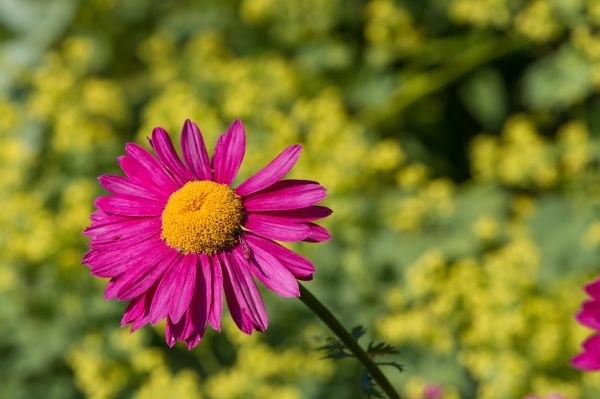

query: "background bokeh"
left=2, top=0, right=600, bottom=398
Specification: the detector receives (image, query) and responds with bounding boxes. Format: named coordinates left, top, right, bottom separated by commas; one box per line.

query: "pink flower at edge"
left=82, top=119, right=332, bottom=349
left=423, top=384, right=443, bottom=399
left=573, top=278, right=600, bottom=371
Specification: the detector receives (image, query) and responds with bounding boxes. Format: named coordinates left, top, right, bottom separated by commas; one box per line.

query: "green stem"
left=298, top=283, right=401, bottom=399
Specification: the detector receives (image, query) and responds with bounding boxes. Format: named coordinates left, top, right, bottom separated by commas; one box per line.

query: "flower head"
left=423, top=384, right=443, bottom=399
left=572, top=278, right=600, bottom=370
left=83, top=119, right=331, bottom=349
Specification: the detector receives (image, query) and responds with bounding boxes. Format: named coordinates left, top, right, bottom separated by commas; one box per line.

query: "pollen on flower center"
left=161, top=180, right=244, bottom=254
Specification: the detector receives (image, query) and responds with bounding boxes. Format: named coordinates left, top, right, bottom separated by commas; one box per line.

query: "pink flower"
left=82, top=119, right=331, bottom=349
left=523, top=394, right=567, bottom=399
left=423, top=384, right=443, bottom=399
left=573, top=278, right=600, bottom=370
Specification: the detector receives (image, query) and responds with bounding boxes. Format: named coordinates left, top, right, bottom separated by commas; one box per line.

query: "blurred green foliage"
left=3, top=0, right=600, bottom=398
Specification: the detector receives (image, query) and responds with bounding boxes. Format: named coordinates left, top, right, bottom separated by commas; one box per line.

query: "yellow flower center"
left=161, top=181, right=244, bottom=254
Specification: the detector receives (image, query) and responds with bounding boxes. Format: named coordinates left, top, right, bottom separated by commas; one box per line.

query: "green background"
left=2, top=0, right=600, bottom=398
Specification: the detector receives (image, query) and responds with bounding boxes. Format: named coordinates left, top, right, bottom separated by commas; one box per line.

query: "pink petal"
left=88, top=217, right=161, bottom=250
left=131, top=315, right=151, bottom=332
left=243, top=213, right=311, bottom=242
left=242, top=180, right=326, bottom=211
left=86, top=233, right=162, bottom=278
left=165, top=318, right=176, bottom=347
left=185, top=333, right=202, bottom=350
left=118, top=156, right=173, bottom=198
left=121, top=285, right=156, bottom=332
left=169, top=255, right=198, bottom=324
left=129, top=284, right=158, bottom=332
left=82, top=249, right=99, bottom=265
left=181, top=312, right=197, bottom=342
left=121, top=289, right=151, bottom=328
left=187, top=254, right=211, bottom=340
left=167, top=308, right=203, bottom=349
left=84, top=212, right=132, bottom=236
left=151, top=127, right=193, bottom=185
left=586, top=279, right=600, bottom=300
left=88, top=259, right=126, bottom=279
left=94, top=195, right=164, bottom=217
left=244, top=232, right=316, bottom=280
left=577, top=300, right=600, bottom=330
left=89, top=210, right=107, bottom=223
left=219, top=249, right=268, bottom=332
left=149, top=256, right=192, bottom=325
left=104, top=277, right=120, bottom=300
left=583, top=334, right=600, bottom=352
left=246, top=206, right=332, bottom=223
left=221, top=263, right=255, bottom=334
left=572, top=350, right=600, bottom=371
left=98, top=175, right=166, bottom=202
left=180, top=311, right=197, bottom=341
left=208, top=254, right=223, bottom=331
left=92, top=227, right=160, bottom=257
left=236, top=144, right=302, bottom=196
left=166, top=312, right=191, bottom=347
left=90, top=233, right=156, bottom=252
left=302, top=223, right=331, bottom=242
left=105, top=244, right=179, bottom=300
left=238, top=238, right=299, bottom=297
left=125, top=143, right=179, bottom=193
left=212, top=120, right=246, bottom=185
left=84, top=214, right=152, bottom=239
left=181, top=119, right=212, bottom=181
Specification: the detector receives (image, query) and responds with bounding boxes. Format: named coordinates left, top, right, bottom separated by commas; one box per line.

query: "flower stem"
left=298, top=283, right=402, bottom=399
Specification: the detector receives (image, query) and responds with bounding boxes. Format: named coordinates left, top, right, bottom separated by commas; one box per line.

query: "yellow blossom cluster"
left=377, top=234, right=600, bottom=398
left=376, top=119, right=600, bottom=397
left=364, top=0, right=422, bottom=65
left=470, top=115, right=596, bottom=190
left=67, top=321, right=332, bottom=399
left=450, top=0, right=562, bottom=42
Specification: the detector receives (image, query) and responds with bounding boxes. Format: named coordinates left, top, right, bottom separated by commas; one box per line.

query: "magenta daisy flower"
left=82, top=119, right=331, bottom=349
left=572, top=278, right=600, bottom=370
